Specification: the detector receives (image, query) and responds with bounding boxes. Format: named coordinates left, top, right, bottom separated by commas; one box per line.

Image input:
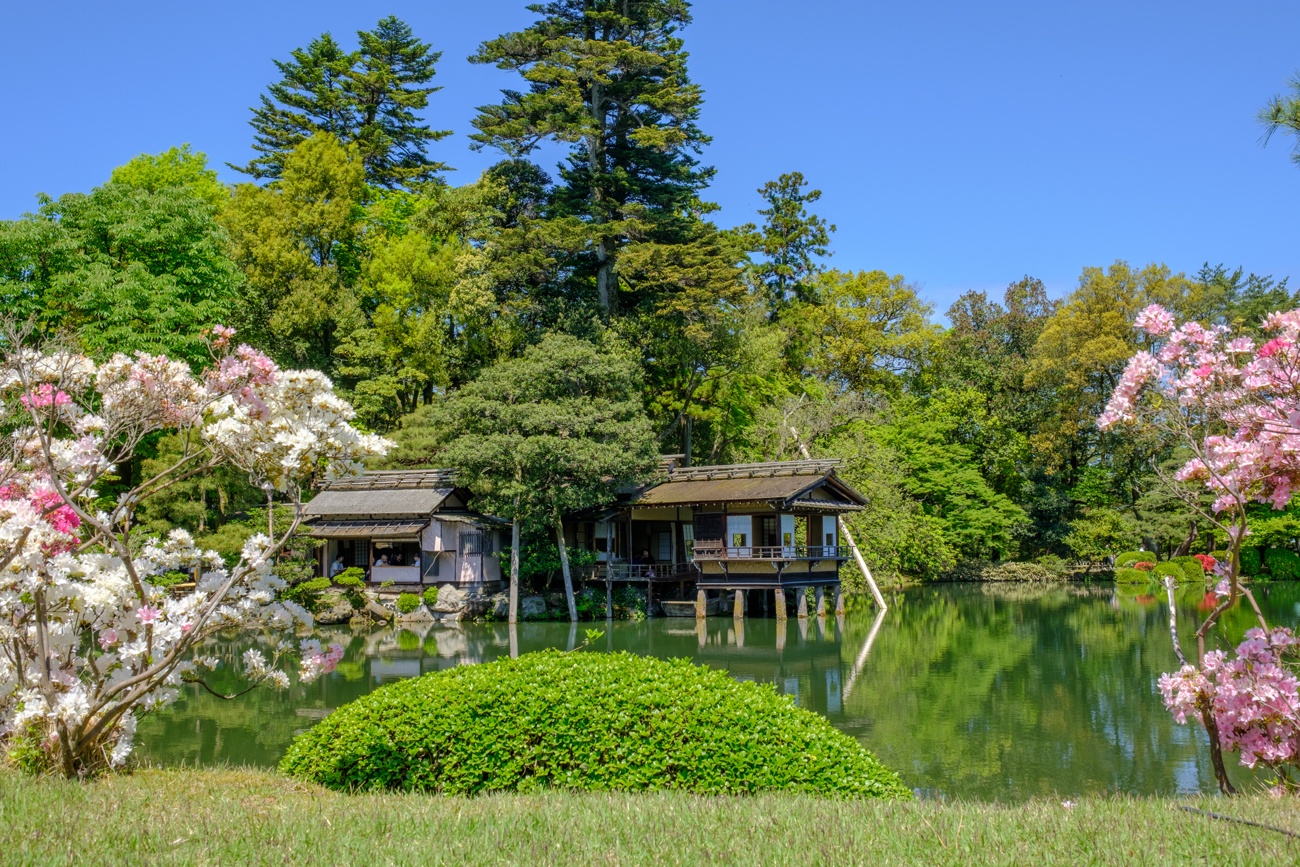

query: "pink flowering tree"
left=1100, top=304, right=1300, bottom=793
left=0, top=322, right=388, bottom=777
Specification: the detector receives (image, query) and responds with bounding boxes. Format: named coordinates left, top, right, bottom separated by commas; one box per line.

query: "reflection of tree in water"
left=136, top=585, right=1300, bottom=798
left=842, top=584, right=1298, bottom=800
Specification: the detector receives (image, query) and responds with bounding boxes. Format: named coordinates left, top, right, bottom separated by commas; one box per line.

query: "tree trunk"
left=1173, top=521, right=1198, bottom=558
left=509, top=496, right=521, bottom=624
left=556, top=517, right=578, bottom=622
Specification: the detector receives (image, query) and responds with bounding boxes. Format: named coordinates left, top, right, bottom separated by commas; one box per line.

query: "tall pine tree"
left=235, top=17, right=449, bottom=188
left=470, top=0, right=711, bottom=315
left=747, top=171, right=835, bottom=316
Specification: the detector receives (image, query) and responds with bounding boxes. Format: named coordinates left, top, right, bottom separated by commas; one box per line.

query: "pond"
left=136, top=582, right=1300, bottom=801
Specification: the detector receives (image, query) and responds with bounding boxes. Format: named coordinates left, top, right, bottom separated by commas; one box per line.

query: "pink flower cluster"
left=1159, top=628, right=1300, bottom=775
left=1099, top=304, right=1300, bottom=517
left=18, top=384, right=71, bottom=410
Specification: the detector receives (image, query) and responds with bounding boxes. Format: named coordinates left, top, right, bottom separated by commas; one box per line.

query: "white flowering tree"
left=0, top=323, right=388, bottom=777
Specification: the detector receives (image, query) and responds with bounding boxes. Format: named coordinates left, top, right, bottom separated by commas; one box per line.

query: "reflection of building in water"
left=690, top=617, right=848, bottom=713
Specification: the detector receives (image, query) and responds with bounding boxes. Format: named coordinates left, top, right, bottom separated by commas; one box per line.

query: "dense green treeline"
left=3, top=3, right=1299, bottom=583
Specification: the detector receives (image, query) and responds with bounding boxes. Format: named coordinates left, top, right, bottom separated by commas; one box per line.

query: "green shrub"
left=281, top=651, right=910, bottom=798
left=1151, top=562, right=1183, bottom=581
left=396, top=592, right=421, bottom=614
left=1264, top=548, right=1300, bottom=581
left=1210, top=550, right=1227, bottom=561
left=334, top=568, right=366, bottom=588
left=422, top=587, right=439, bottom=609
left=1169, top=556, right=1205, bottom=582
left=283, top=576, right=331, bottom=612
left=1240, top=547, right=1262, bottom=577
left=1114, top=567, right=1149, bottom=584
left=150, top=570, right=192, bottom=589
left=611, top=586, right=647, bottom=621
left=1115, top=551, right=1148, bottom=568
left=981, top=562, right=1060, bottom=582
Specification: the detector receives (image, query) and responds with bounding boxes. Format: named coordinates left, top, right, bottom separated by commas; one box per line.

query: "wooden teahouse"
left=303, top=469, right=503, bottom=591
left=566, top=458, right=868, bottom=617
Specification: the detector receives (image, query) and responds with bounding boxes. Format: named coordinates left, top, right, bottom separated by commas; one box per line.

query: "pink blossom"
left=98, top=629, right=118, bottom=650
left=1134, top=304, right=1176, bottom=336
left=137, top=606, right=161, bottom=624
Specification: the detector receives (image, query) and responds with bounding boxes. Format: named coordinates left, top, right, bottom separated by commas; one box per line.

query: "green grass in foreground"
left=2, top=768, right=1298, bottom=866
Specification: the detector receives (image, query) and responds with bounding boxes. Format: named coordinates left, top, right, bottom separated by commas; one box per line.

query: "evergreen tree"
left=349, top=16, right=452, bottom=188
left=235, top=18, right=449, bottom=188
left=746, top=171, right=835, bottom=316
left=471, top=0, right=711, bottom=315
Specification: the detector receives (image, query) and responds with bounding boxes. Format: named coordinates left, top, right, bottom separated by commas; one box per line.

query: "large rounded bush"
left=281, top=651, right=910, bottom=798
left=1115, top=551, right=1148, bottom=568
left=1114, top=567, right=1149, bottom=584
left=1240, top=547, right=1262, bottom=577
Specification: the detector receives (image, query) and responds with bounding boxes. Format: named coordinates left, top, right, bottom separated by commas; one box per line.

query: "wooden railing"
left=691, top=544, right=850, bottom=562
left=603, top=561, right=696, bottom=581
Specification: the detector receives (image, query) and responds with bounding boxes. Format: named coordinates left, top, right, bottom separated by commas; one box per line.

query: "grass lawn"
left=2, top=767, right=1298, bottom=865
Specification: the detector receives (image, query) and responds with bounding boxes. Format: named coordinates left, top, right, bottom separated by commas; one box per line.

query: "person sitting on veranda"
left=329, top=555, right=346, bottom=578
left=636, top=549, right=655, bottom=565
left=374, top=554, right=389, bottom=567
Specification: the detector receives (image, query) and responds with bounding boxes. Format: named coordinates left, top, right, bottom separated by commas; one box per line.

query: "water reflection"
left=136, top=583, right=1300, bottom=801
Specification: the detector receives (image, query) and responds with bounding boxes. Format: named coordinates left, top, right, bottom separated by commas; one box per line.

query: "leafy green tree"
left=808, top=269, right=938, bottom=395
left=470, top=0, right=711, bottom=315
left=237, top=17, right=450, bottom=187
left=745, top=171, right=834, bottom=316
left=0, top=179, right=240, bottom=367
left=1063, top=509, right=1138, bottom=567
left=109, top=144, right=229, bottom=210
left=388, top=334, right=659, bottom=621
left=222, top=133, right=366, bottom=373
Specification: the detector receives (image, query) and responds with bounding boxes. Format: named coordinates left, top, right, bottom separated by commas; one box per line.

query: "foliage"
left=1168, top=556, right=1206, bottom=582
left=283, top=577, right=331, bottom=613
left=470, top=0, right=710, bottom=316
left=422, top=587, right=438, bottom=609
left=1114, top=551, right=1149, bottom=568
left=1150, top=562, right=1183, bottom=582
left=1264, top=548, right=1300, bottom=581
left=1240, top=547, right=1262, bottom=577
left=0, top=327, right=385, bottom=777
left=395, top=593, right=421, bottom=614
left=941, top=561, right=1063, bottom=583
left=110, top=144, right=229, bottom=210
left=393, top=334, right=659, bottom=620
left=1065, top=510, right=1138, bottom=564
left=742, top=171, right=835, bottom=317
left=334, top=568, right=366, bottom=588
left=281, top=651, right=910, bottom=797
left=1114, top=567, right=1150, bottom=584
left=237, top=16, right=450, bottom=187
left=0, top=179, right=241, bottom=368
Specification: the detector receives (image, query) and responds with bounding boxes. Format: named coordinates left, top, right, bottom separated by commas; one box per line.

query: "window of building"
left=461, top=532, right=484, bottom=555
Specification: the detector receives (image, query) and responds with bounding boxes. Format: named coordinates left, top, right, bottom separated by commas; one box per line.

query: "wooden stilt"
left=695, top=587, right=707, bottom=620
left=733, top=589, right=744, bottom=619
left=775, top=618, right=787, bottom=652
left=774, top=588, right=788, bottom=622
left=815, top=586, right=826, bottom=618
left=834, top=585, right=845, bottom=616
left=646, top=581, right=654, bottom=618
left=797, top=588, right=809, bottom=619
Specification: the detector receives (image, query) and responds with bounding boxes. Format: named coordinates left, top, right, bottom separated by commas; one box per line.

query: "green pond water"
left=136, top=582, right=1300, bottom=801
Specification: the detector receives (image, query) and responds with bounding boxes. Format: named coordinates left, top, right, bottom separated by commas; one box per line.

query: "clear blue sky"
left=3, top=1, right=1299, bottom=315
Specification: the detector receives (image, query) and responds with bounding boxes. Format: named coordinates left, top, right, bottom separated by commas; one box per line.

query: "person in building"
left=330, top=554, right=346, bottom=578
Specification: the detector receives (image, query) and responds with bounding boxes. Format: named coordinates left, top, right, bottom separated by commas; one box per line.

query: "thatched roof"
left=632, top=459, right=865, bottom=510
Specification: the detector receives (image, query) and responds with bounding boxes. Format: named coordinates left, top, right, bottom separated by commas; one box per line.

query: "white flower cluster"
left=0, top=335, right=388, bottom=776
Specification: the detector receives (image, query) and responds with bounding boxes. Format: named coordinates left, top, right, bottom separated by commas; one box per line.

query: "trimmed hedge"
left=1115, top=551, right=1148, bottom=568
left=396, top=592, right=421, bottom=614
left=1151, top=562, right=1183, bottom=582
left=1264, top=548, right=1300, bottom=581
left=1114, top=567, right=1150, bottom=584
left=281, top=651, right=911, bottom=799
left=1169, top=556, right=1205, bottom=582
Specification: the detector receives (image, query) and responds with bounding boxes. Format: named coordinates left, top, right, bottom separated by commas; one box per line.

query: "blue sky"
left=3, top=1, right=1299, bottom=315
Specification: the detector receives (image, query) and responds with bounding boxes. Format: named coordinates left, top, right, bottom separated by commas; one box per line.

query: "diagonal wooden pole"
left=789, top=427, right=887, bottom=611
